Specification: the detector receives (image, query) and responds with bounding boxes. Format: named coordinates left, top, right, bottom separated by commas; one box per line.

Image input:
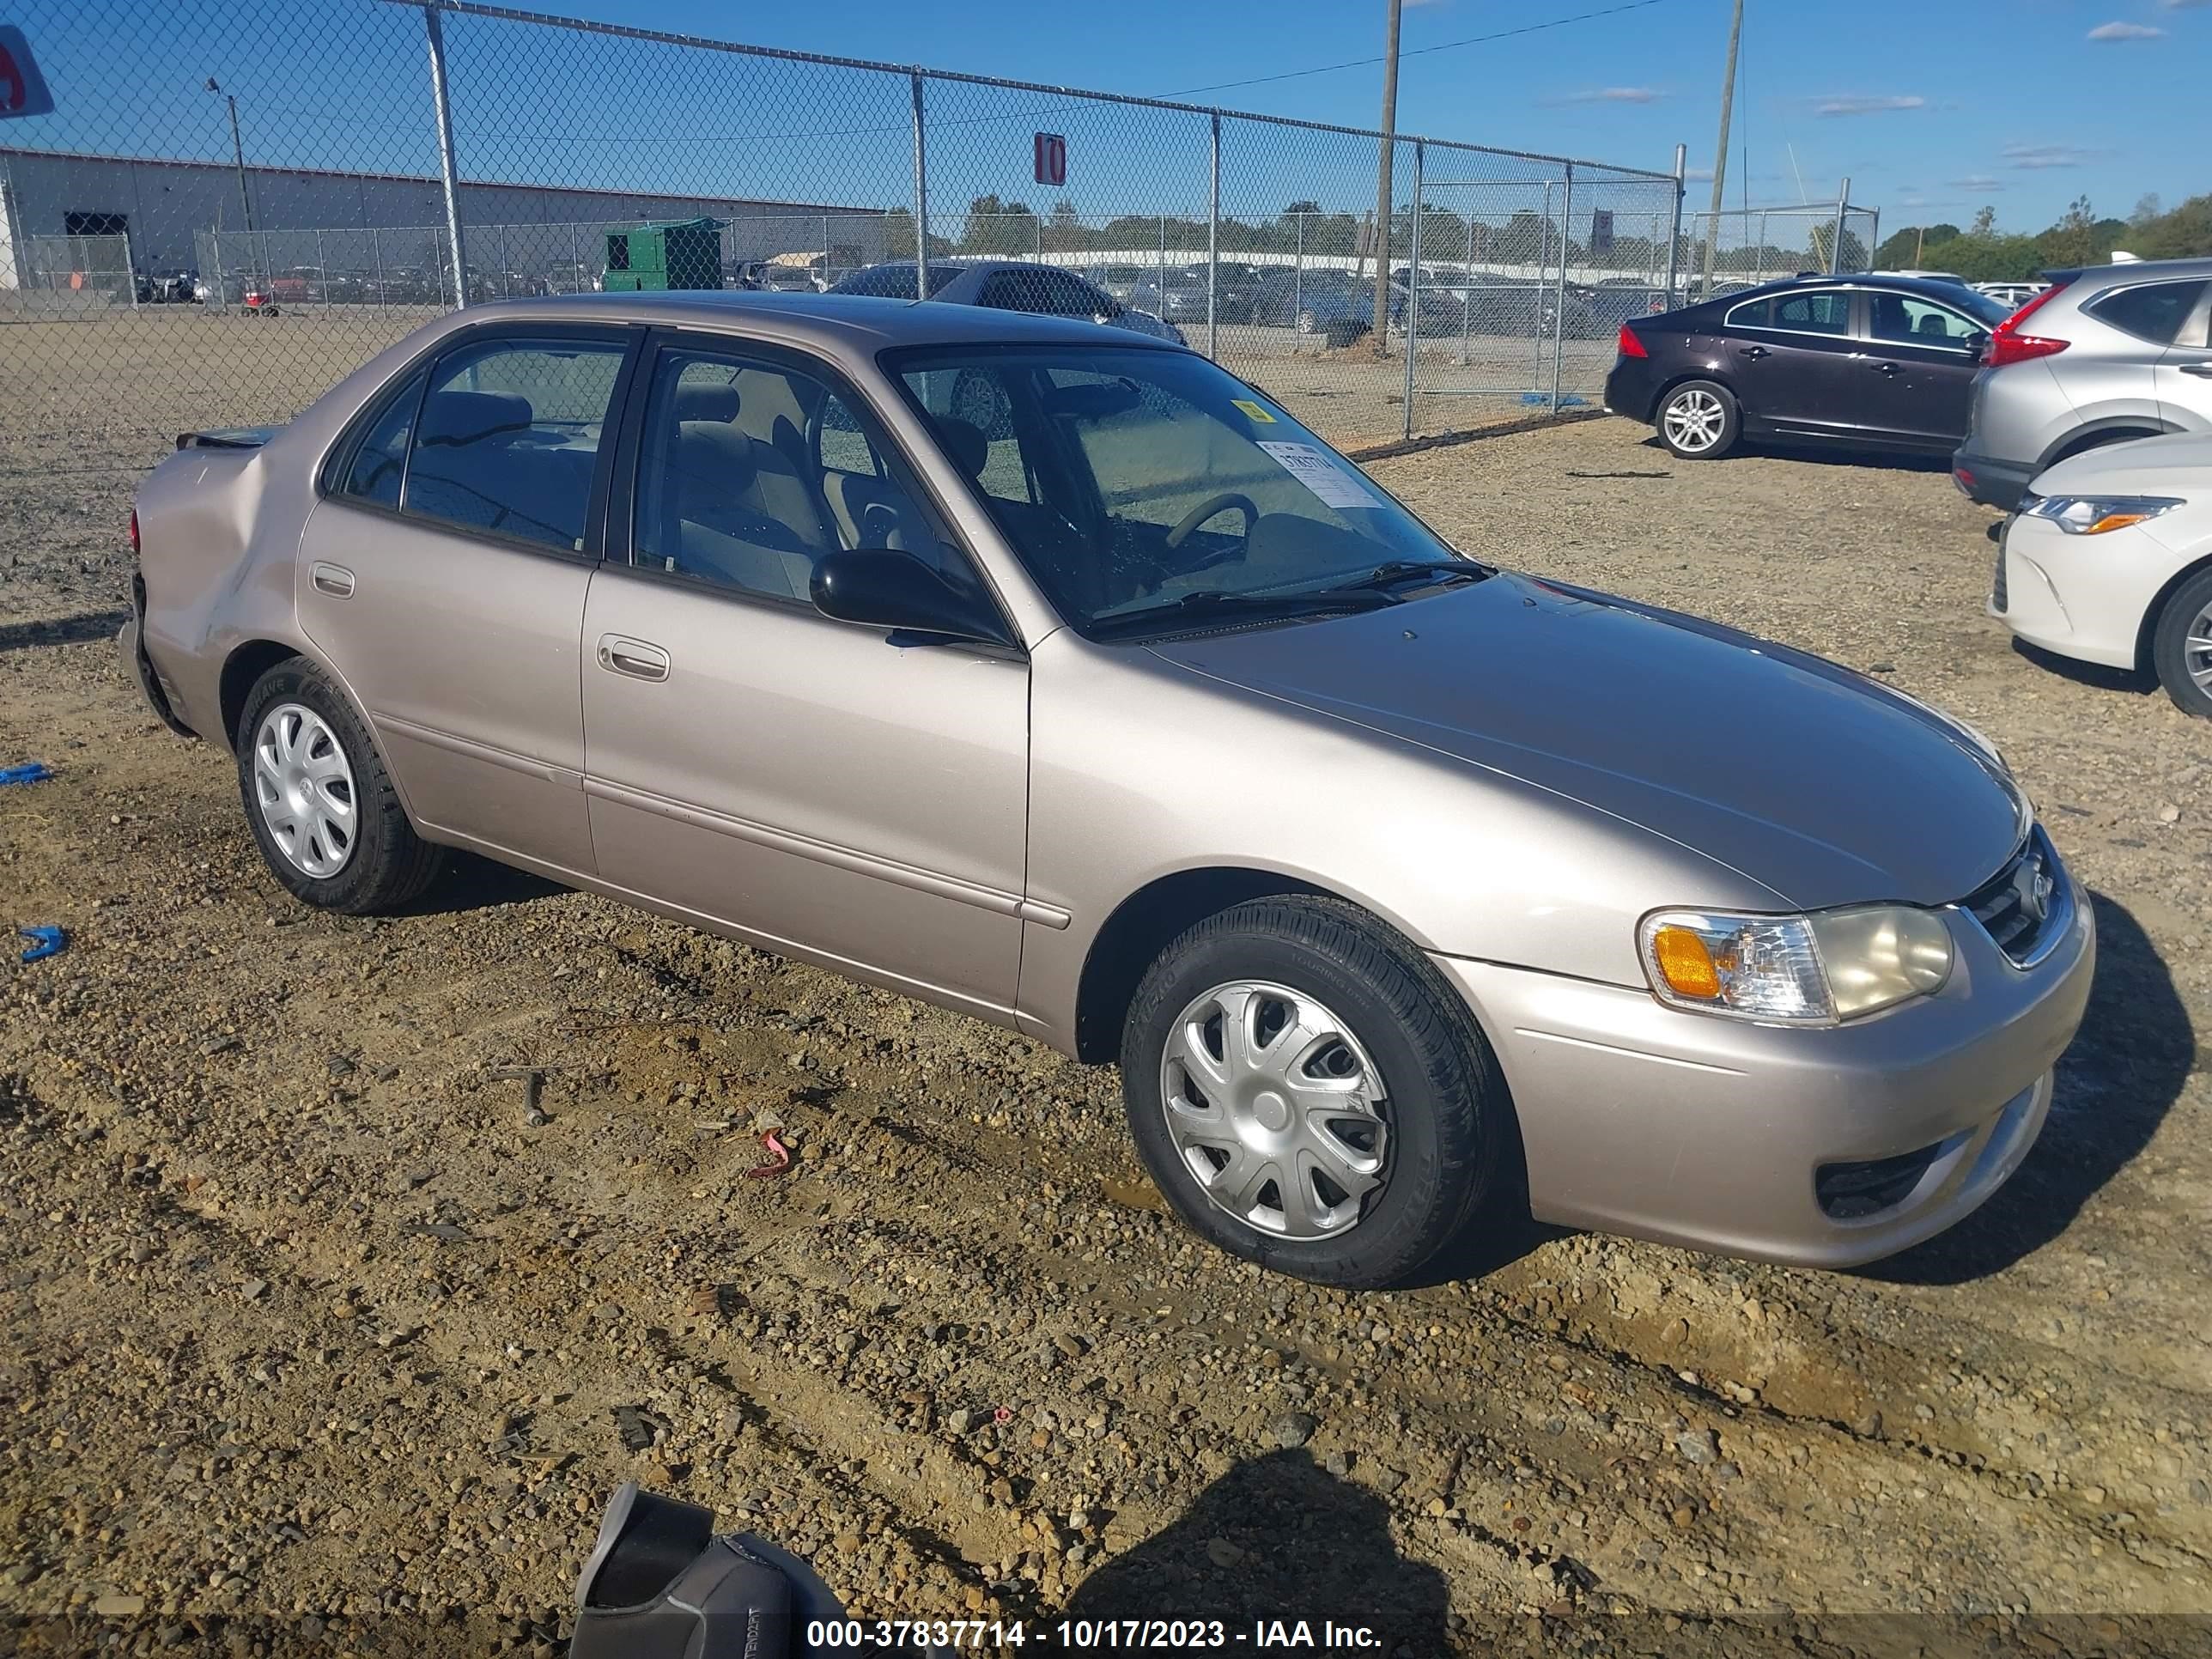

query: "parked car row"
left=1602, top=255, right=2212, bottom=720
left=123, top=282, right=2094, bottom=1291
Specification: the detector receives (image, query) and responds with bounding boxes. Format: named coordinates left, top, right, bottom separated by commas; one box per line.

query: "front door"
left=296, top=325, right=638, bottom=876
left=579, top=334, right=1030, bottom=1018
left=1725, top=287, right=1865, bottom=437
left=1856, top=290, right=1992, bottom=447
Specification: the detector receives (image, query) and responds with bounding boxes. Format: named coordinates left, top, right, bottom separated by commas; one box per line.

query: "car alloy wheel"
left=2186, top=599, right=2212, bottom=696
left=1158, top=979, right=1390, bottom=1239
left=1662, top=388, right=1727, bottom=454
left=251, top=702, right=358, bottom=878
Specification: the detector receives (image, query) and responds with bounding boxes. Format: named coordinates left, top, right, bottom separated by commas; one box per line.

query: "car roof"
left=444, top=289, right=1183, bottom=352
left=1699, top=272, right=1997, bottom=307
left=2042, top=254, right=2212, bottom=284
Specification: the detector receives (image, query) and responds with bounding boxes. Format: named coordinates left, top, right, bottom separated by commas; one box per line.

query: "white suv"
left=1953, top=257, right=2212, bottom=511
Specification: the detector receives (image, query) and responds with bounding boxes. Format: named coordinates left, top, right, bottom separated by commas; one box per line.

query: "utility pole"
left=1698, top=0, right=1742, bottom=294
left=206, top=79, right=255, bottom=239
left=1370, top=0, right=1402, bottom=349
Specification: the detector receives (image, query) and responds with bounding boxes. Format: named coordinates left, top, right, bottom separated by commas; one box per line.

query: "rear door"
left=1857, top=290, right=1994, bottom=447
left=1720, top=288, right=1864, bottom=436
left=296, top=325, right=638, bottom=877
left=2145, top=280, right=2212, bottom=429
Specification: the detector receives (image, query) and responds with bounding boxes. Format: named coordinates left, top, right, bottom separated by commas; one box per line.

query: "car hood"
left=1147, top=572, right=2027, bottom=910
left=2035, top=429, right=2212, bottom=497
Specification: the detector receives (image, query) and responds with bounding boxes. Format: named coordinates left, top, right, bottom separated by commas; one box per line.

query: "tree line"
left=1876, top=194, right=2211, bottom=283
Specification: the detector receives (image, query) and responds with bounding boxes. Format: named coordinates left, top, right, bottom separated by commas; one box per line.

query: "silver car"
left=1954, top=255, right=2212, bottom=510
left=121, top=290, right=2094, bottom=1288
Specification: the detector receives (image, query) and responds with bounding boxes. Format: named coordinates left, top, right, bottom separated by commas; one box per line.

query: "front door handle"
left=310, top=562, right=356, bottom=599
left=1869, top=361, right=1901, bottom=376
left=597, top=635, right=671, bottom=682
left=2179, top=362, right=2212, bottom=379
left=1738, top=344, right=1770, bottom=360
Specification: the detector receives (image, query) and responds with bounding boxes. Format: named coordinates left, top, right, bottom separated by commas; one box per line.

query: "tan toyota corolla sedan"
left=122, top=292, right=2094, bottom=1288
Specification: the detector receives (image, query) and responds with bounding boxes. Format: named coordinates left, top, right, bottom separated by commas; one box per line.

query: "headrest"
left=674, top=422, right=760, bottom=494
left=417, top=390, right=532, bottom=447
left=933, top=416, right=988, bottom=480
left=673, top=382, right=739, bottom=423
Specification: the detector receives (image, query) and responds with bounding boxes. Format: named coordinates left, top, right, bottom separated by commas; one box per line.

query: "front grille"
left=1990, top=540, right=2008, bottom=613
left=1962, top=828, right=2065, bottom=965
left=1816, top=1141, right=1950, bottom=1219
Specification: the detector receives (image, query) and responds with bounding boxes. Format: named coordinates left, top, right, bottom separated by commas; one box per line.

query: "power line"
left=1157, top=0, right=1680, bottom=99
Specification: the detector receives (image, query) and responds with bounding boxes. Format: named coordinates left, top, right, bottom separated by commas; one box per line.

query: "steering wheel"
left=1164, top=493, right=1259, bottom=551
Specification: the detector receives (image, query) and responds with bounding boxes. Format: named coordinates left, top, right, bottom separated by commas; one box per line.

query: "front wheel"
left=1119, top=896, right=1511, bottom=1289
left=235, top=657, right=446, bottom=914
left=2152, top=566, right=2212, bottom=720
left=1656, top=380, right=1741, bottom=459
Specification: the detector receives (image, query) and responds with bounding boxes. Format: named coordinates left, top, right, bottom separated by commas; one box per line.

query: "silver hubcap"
left=1663, top=389, right=1726, bottom=453
left=2186, top=602, right=2212, bottom=693
left=252, top=702, right=357, bottom=878
left=1159, top=981, right=1390, bottom=1239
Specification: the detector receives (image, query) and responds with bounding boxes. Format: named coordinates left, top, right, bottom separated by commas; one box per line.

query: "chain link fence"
left=2, top=0, right=1699, bottom=459
left=1692, top=203, right=1883, bottom=292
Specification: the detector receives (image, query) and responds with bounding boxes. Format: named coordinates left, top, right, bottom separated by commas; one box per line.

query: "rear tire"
left=1119, top=896, right=1511, bottom=1289
left=2152, top=567, right=2212, bottom=720
left=1656, top=380, right=1740, bottom=459
left=234, top=657, right=445, bottom=914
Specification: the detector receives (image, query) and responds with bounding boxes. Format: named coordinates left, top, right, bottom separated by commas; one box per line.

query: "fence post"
left=374, top=226, right=385, bottom=312
left=1401, top=139, right=1423, bottom=441
left=1292, top=212, right=1303, bottom=351
left=909, top=69, right=929, bottom=298
left=210, top=226, right=222, bottom=312
left=1664, top=142, right=1686, bottom=308
left=1551, top=162, right=1573, bottom=411
left=1458, top=212, right=1472, bottom=365
left=1866, top=207, right=1880, bottom=274
left=422, top=0, right=471, bottom=308
left=1206, top=111, right=1221, bottom=362
left=1828, top=177, right=1850, bottom=275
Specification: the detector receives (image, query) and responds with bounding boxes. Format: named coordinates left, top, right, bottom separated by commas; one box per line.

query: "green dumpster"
left=601, top=218, right=723, bottom=292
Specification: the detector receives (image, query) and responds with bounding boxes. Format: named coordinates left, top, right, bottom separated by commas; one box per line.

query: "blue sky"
left=17, top=0, right=2206, bottom=233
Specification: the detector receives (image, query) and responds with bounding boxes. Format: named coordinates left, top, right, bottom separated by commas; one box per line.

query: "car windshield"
left=1943, top=287, right=2014, bottom=327
left=890, top=344, right=1468, bottom=637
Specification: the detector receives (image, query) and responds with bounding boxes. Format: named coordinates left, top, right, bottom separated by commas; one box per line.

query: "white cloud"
left=1562, top=86, right=1664, bottom=104
left=1684, top=166, right=1715, bottom=182
left=1816, top=94, right=1926, bottom=117
left=1949, top=173, right=2006, bottom=191
left=2087, top=20, right=2165, bottom=38
left=2160, top=0, right=2212, bottom=9
left=2002, top=143, right=2093, bottom=169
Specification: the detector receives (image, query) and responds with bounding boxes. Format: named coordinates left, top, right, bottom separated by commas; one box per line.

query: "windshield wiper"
left=1090, top=585, right=1398, bottom=638
left=1321, top=558, right=1491, bottom=595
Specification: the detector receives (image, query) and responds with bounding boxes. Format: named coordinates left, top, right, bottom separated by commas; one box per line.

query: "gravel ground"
left=3, top=414, right=2210, bottom=1657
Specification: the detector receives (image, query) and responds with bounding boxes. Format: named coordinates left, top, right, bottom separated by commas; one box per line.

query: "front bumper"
left=1993, top=512, right=2173, bottom=672
left=1952, top=447, right=2035, bottom=512
left=1431, top=865, right=2095, bottom=1268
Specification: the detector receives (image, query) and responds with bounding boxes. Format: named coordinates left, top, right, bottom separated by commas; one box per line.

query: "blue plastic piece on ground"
left=0, top=762, right=52, bottom=787
left=1518, top=393, right=1593, bottom=408
left=18, top=926, right=65, bottom=963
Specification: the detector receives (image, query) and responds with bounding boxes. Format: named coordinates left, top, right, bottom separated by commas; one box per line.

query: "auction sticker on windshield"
left=1256, top=441, right=1377, bottom=509
left=1231, top=398, right=1277, bottom=423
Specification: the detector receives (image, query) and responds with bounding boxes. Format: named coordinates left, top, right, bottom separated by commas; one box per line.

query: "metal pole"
left=1206, top=110, right=1220, bottom=362
left=1663, top=141, right=1685, bottom=309
left=125, top=226, right=140, bottom=310
left=1370, top=0, right=1402, bottom=346
left=1699, top=0, right=1742, bottom=294
left=1401, top=139, right=1422, bottom=441
left=315, top=228, right=325, bottom=303
left=422, top=2, right=471, bottom=308
left=1551, top=163, right=1572, bottom=411
left=1293, top=213, right=1304, bottom=349
left=1534, top=179, right=1551, bottom=388
left=1868, top=208, right=1881, bottom=272
left=226, top=96, right=255, bottom=240
left=905, top=71, right=930, bottom=299
left=374, top=226, right=384, bottom=312
left=1459, top=212, right=1472, bottom=363
left=210, top=225, right=222, bottom=312
left=1829, top=176, right=1850, bottom=274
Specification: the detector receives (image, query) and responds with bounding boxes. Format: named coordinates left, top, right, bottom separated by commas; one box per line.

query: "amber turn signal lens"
left=2083, top=512, right=2152, bottom=535
left=1650, top=926, right=1722, bottom=999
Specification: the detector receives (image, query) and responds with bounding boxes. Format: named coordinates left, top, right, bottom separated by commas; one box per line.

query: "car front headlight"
left=2020, top=494, right=2183, bottom=535
left=1638, top=905, right=1954, bottom=1025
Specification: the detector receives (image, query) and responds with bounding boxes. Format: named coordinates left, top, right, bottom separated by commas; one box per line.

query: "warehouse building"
left=0, top=148, right=888, bottom=288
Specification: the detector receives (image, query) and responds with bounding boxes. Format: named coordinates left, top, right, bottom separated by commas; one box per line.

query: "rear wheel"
left=235, top=657, right=445, bottom=913
left=1120, top=896, right=1510, bottom=1289
left=2151, top=567, right=2212, bottom=720
left=1656, top=380, right=1740, bottom=459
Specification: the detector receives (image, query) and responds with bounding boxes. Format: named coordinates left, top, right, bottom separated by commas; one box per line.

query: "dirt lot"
left=3, top=413, right=2211, bottom=1657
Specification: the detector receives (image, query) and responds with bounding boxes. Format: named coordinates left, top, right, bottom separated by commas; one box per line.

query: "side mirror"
left=811, top=550, right=1014, bottom=648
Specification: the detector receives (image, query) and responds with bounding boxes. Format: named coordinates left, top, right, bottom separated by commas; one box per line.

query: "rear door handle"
left=596, top=635, right=671, bottom=682
left=1738, top=344, right=1770, bottom=360
left=2179, top=362, right=2212, bottom=379
left=1869, top=361, right=1901, bottom=376
left=309, top=562, right=356, bottom=599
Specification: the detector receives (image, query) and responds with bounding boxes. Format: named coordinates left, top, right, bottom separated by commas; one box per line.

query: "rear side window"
left=402, top=337, right=629, bottom=553
left=337, top=371, right=427, bottom=508
left=2088, top=280, right=2209, bottom=346
left=1723, top=297, right=1772, bottom=328
left=1771, top=290, right=1850, bottom=335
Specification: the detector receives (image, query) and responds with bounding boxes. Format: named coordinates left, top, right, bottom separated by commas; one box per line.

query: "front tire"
left=2152, top=567, right=2212, bottom=720
left=235, top=657, right=445, bottom=914
left=1656, top=380, right=1740, bottom=459
left=1120, top=896, right=1510, bottom=1289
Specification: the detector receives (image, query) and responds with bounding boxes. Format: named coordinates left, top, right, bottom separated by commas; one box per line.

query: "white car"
left=1972, top=281, right=2046, bottom=312
left=1993, top=432, right=2212, bottom=717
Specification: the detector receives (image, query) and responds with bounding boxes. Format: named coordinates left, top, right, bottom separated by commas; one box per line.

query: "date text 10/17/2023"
left=805, top=1620, right=1385, bottom=1649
